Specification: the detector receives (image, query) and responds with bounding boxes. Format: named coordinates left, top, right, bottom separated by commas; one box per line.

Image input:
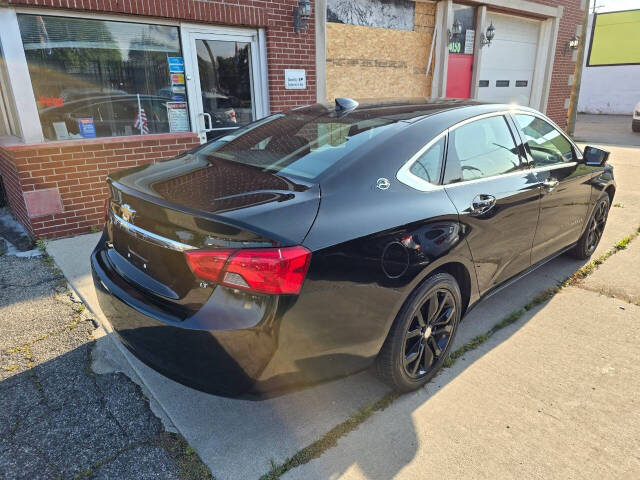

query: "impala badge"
left=376, top=178, right=391, bottom=190
left=121, top=204, right=136, bottom=223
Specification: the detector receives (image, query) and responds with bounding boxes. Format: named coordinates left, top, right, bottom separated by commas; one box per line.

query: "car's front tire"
left=376, top=273, right=462, bottom=392
left=570, top=193, right=610, bottom=260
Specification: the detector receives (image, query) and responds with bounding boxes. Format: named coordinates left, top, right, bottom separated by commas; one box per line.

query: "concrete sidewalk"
left=284, top=285, right=640, bottom=479
left=45, top=146, right=640, bottom=479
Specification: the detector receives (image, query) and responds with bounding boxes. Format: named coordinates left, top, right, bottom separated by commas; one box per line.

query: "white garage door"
left=477, top=13, right=540, bottom=106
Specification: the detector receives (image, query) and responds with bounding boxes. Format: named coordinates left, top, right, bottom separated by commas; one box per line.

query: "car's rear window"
left=196, top=111, right=395, bottom=180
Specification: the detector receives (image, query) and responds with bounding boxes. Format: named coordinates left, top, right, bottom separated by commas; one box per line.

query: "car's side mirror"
left=583, top=146, right=610, bottom=166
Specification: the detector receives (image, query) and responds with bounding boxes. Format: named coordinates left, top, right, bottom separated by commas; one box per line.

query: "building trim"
left=315, top=0, right=327, bottom=103
left=469, top=5, right=487, bottom=100
left=0, top=8, right=43, bottom=143
left=462, top=0, right=561, bottom=18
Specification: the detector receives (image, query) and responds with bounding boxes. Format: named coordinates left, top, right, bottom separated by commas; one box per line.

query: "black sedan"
left=91, top=99, right=615, bottom=397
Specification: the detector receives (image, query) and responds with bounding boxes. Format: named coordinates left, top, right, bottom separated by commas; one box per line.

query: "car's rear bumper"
left=92, top=245, right=279, bottom=397
left=91, top=236, right=379, bottom=397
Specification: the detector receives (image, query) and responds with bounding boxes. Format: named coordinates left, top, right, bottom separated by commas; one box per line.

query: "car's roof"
left=297, top=98, right=534, bottom=125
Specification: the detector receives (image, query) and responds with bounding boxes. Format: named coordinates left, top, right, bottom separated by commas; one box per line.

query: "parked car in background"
left=39, top=93, right=176, bottom=140
left=633, top=102, right=640, bottom=132
left=91, top=99, right=616, bottom=398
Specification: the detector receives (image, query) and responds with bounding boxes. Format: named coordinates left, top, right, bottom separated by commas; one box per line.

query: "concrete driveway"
left=46, top=142, right=640, bottom=479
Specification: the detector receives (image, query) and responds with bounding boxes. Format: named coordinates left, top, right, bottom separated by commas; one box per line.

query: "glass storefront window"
left=17, top=15, right=190, bottom=141
left=449, top=4, right=477, bottom=55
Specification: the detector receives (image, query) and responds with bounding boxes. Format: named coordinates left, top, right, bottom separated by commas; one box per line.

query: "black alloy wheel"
left=570, top=193, right=610, bottom=260
left=376, top=272, right=462, bottom=392
left=402, top=289, right=456, bottom=379
left=586, top=199, right=608, bottom=254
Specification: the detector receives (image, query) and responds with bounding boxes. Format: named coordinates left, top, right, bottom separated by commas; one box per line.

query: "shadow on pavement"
left=84, top=249, right=590, bottom=479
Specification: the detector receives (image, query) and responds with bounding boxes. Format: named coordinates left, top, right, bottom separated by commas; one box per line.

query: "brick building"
left=0, top=0, right=317, bottom=239
left=0, top=0, right=586, bottom=240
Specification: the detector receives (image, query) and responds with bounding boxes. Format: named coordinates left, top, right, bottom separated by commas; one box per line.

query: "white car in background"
left=633, top=102, right=640, bottom=132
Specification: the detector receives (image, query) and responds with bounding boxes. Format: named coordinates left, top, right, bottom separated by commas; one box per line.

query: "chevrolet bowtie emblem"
left=121, top=204, right=136, bottom=223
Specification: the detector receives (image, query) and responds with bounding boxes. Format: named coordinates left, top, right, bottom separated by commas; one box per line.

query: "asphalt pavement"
left=0, top=254, right=212, bottom=479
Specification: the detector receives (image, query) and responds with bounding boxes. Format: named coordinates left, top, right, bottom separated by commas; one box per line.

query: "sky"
left=592, top=0, right=640, bottom=12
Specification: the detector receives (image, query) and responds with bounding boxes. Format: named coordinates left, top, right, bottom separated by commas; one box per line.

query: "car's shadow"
left=278, top=253, right=591, bottom=480
left=88, top=252, right=589, bottom=479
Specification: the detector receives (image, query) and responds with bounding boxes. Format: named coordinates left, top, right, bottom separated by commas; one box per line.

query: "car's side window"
left=444, top=115, right=522, bottom=183
left=409, top=136, right=445, bottom=184
left=514, top=114, right=574, bottom=167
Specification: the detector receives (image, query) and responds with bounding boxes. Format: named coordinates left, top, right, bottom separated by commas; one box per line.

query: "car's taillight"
left=185, top=246, right=311, bottom=295
left=185, top=249, right=235, bottom=285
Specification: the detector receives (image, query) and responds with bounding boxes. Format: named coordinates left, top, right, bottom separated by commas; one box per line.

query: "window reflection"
left=18, top=15, right=190, bottom=140
left=196, top=40, right=253, bottom=138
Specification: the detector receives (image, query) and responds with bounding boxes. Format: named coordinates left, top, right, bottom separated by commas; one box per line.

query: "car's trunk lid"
left=104, top=154, right=320, bottom=313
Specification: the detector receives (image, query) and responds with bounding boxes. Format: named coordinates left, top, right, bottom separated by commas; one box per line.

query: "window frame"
left=396, top=130, right=448, bottom=191
left=443, top=112, right=527, bottom=185
left=508, top=109, right=583, bottom=169
left=398, top=109, right=583, bottom=192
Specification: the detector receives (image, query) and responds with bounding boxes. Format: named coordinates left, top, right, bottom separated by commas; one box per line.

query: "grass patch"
left=613, top=202, right=624, bottom=208
left=564, top=228, right=640, bottom=286
left=154, top=432, right=215, bottom=480
left=261, top=392, right=399, bottom=480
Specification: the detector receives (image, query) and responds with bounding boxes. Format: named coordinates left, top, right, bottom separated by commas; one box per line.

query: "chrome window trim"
left=396, top=109, right=582, bottom=192
left=529, top=161, right=578, bottom=173
left=111, top=212, right=197, bottom=252
left=397, top=111, right=515, bottom=192
left=443, top=161, right=579, bottom=189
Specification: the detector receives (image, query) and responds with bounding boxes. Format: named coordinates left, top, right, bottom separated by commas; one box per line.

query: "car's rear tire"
left=569, top=193, right=610, bottom=260
left=376, top=273, right=462, bottom=392
left=632, top=122, right=640, bottom=133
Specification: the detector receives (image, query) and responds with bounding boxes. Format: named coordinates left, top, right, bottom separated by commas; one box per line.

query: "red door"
left=446, top=53, right=473, bottom=98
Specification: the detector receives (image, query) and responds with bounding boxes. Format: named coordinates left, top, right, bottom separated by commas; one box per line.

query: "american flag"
left=134, top=108, right=149, bottom=135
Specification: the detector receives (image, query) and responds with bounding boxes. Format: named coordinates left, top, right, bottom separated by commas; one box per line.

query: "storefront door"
left=182, top=27, right=266, bottom=143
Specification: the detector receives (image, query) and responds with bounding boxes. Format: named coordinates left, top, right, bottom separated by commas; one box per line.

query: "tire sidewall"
left=585, top=194, right=610, bottom=256
left=384, top=273, right=462, bottom=391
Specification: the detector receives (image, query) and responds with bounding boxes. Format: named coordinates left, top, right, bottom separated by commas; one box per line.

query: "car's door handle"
left=470, top=194, right=496, bottom=215
left=542, top=177, right=559, bottom=193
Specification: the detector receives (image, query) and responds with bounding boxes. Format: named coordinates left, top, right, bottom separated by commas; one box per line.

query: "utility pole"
left=567, top=3, right=591, bottom=137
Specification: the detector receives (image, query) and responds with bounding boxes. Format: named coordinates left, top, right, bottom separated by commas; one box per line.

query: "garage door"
left=476, top=13, right=540, bottom=106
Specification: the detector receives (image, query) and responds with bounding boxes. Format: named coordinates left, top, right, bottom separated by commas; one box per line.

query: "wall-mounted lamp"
left=564, top=35, right=580, bottom=55
left=447, top=19, right=463, bottom=42
left=293, top=0, right=312, bottom=34
left=480, top=22, right=496, bottom=48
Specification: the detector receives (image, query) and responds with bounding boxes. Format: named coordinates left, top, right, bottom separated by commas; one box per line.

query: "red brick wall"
left=7, top=0, right=318, bottom=113
left=0, top=145, right=32, bottom=235
left=4, top=133, right=199, bottom=239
